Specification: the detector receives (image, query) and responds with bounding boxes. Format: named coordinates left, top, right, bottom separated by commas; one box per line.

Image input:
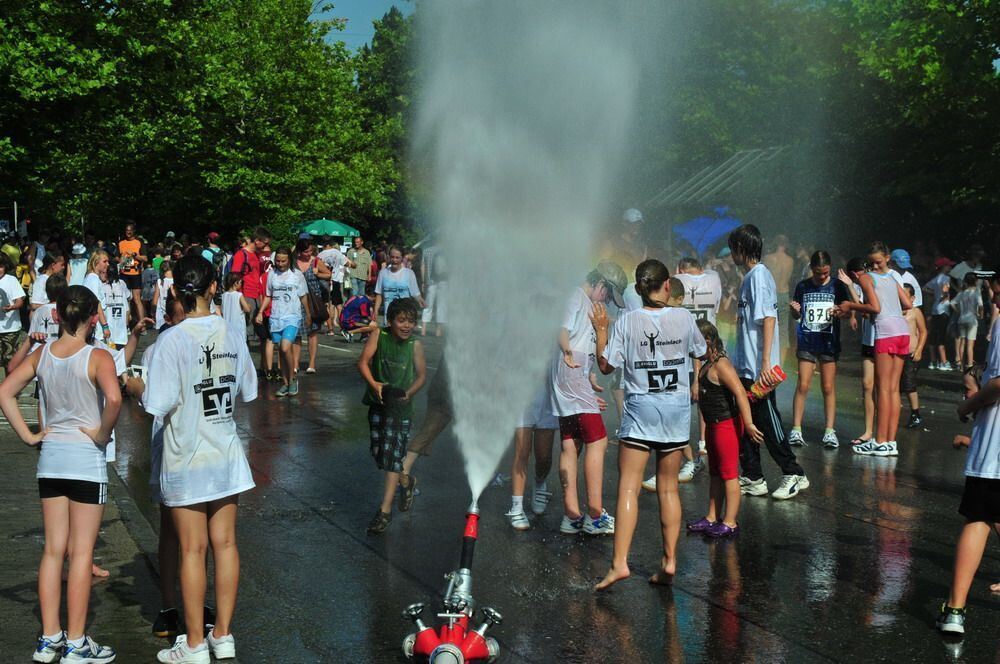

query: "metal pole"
left=13, top=200, right=17, bottom=236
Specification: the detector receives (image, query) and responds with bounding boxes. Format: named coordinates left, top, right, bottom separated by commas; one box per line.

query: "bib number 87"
left=647, top=369, right=679, bottom=393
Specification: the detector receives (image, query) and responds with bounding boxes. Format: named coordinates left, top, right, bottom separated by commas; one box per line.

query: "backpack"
left=207, top=247, right=227, bottom=279
left=223, top=248, right=250, bottom=279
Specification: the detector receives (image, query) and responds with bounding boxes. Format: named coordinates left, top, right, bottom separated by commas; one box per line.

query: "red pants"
left=706, top=417, right=742, bottom=480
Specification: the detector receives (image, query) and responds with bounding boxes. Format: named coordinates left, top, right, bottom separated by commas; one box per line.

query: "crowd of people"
left=0, top=211, right=997, bottom=662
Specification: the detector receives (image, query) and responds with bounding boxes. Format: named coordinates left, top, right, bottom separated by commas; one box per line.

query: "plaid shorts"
left=0, top=331, right=22, bottom=372
left=368, top=405, right=412, bottom=472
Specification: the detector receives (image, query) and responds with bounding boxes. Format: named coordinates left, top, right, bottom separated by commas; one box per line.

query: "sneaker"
left=641, top=475, right=657, bottom=492
left=152, top=608, right=179, bottom=638
left=822, top=430, right=839, bottom=449
left=929, top=361, right=938, bottom=370
left=697, top=439, right=707, bottom=455
left=686, top=517, right=715, bottom=532
left=206, top=630, right=235, bottom=660
left=275, top=384, right=289, bottom=397
left=852, top=439, right=879, bottom=455
left=531, top=488, right=552, bottom=515
left=341, top=330, right=351, bottom=342
left=506, top=509, right=530, bottom=531
left=940, top=362, right=954, bottom=372
left=873, top=440, right=898, bottom=457
left=32, top=633, right=64, bottom=663
left=398, top=473, right=417, bottom=512
left=936, top=604, right=966, bottom=635
left=267, top=370, right=281, bottom=382
left=739, top=476, right=768, bottom=496
left=771, top=474, right=808, bottom=500
left=583, top=509, right=615, bottom=535
left=366, top=510, right=392, bottom=535
left=559, top=514, right=585, bottom=534
left=678, top=459, right=703, bottom=483
left=788, top=429, right=805, bottom=446
left=63, top=635, right=116, bottom=663
left=906, top=412, right=922, bottom=429
left=157, top=634, right=209, bottom=663
left=287, top=380, right=299, bottom=396
left=704, top=521, right=740, bottom=538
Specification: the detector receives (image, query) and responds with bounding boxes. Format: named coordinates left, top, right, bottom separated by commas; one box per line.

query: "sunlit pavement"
left=3, top=332, right=998, bottom=662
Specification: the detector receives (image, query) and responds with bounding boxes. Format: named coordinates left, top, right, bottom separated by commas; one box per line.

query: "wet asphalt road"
left=107, top=332, right=999, bottom=663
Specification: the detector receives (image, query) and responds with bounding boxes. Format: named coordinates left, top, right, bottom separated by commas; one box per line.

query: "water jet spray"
left=402, top=501, right=502, bottom=663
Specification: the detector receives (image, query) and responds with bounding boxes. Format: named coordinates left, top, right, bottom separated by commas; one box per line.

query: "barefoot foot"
left=990, top=581, right=1000, bottom=593
left=649, top=557, right=676, bottom=586
left=92, top=564, right=110, bottom=578
left=595, top=565, right=630, bottom=591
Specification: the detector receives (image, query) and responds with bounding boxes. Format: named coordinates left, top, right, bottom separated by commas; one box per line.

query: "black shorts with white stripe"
left=38, top=478, right=107, bottom=504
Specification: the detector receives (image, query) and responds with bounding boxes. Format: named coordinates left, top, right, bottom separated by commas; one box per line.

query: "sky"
left=312, top=0, right=414, bottom=51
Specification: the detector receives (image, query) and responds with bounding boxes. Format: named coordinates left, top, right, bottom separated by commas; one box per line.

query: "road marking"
left=317, top=343, right=354, bottom=354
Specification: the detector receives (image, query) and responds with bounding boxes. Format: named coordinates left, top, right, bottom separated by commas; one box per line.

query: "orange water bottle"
left=747, top=365, right=787, bottom=402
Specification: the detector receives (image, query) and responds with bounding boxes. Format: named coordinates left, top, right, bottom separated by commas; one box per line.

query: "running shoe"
left=852, top=439, right=879, bottom=455
left=32, top=633, right=64, bottom=663
left=822, top=430, right=839, bottom=449
left=873, top=440, right=898, bottom=457
left=206, top=630, right=235, bottom=660
left=788, top=429, right=806, bottom=446
left=157, top=634, right=208, bottom=663
left=907, top=412, right=922, bottom=429
left=366, top=510, right=392, bottom=535
left=704, top=521, right=740, bottom=538
left=940, top=362, right=955, bottom=372
left=63, top=636, right=116, bottom=663
left=287, top=380, right=299, bottom=396
left=559, top=514, right=585, bottom=534
left=152, top=607, right=179, bottom=638
left=341, top=330, right=352, bottom=342
left=929, top=361, right=938, bottom=370
left=678, top=458, right=703, bottom=483
left=641, top=475, right=657, bottom=492
left=739, top=476, right=768, bottom=496
left=771, top=474, right=809, bottom=500
left=686, top=517, right=715, bottom=532
left=506, top=510, right=530, bottom=531
left=583, top=509, right=615, bottom=535
left=398, top=473, right=417, bottom=512
left=531, top=487, right=552, bottom=515
left=275, top=384, right=289, bottom=397
left=936, top=604, right=966, bottom=635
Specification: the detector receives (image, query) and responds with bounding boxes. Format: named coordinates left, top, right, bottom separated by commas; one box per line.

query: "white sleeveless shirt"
left=869, top=271, right=908, bottom=339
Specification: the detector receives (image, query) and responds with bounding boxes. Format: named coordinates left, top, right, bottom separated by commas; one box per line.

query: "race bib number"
left=803, top=300, right=833, bottom=332
left=111, top=305, right=124, bottom=319
left=647, top=369, right=679, bottom=393
left=684, top=305, right=709, bottom=321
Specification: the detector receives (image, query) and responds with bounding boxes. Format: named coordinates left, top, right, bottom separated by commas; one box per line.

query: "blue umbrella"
left=673, top=207, right=742, bottom=257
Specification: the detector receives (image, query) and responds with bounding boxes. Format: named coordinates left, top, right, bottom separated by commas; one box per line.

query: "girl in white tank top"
left=0, top=285, right=122, bottom=661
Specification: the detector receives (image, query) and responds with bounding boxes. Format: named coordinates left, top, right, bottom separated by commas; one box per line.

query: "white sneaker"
left=157, top=635, right=209, bottom=664
left=531, top=488, right=552, bottom=515
left=873, top=441, right=898, bottom=457
left=559, top=514, right=585, bottom=534
left=61, top=635, right=115, bottom=663
left=739, top=476, right=768, bottom=496
left=852, top=439, right=879, bottom=456
left=822, top=430, right=839, bottom=449
left=506, top=509, right=530, bottom=531
left=929, top=361, right=938, bottom=370
left=941, top=362, right=954, bottom=372
left=583, top=509, right=615, bottom=535
left=32, top=633, right=65, bottom=663
left=697, top=440, right=707, bottom=455
left=771, top=474, right=808, bottom=500
left=206, top=630, right=235, bottom=660
left=641, top=475, right=657, bottom=492
left=678, top=459, right=703, bottom=483
left=788, top=429, right=806, bottom=446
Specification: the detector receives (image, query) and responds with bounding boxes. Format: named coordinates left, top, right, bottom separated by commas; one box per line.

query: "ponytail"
left=172, top=255, right=215, bottom=313
left=634, top=259, right=670, bottom=308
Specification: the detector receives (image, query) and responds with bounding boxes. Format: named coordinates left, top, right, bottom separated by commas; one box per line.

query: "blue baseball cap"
left=890, top=249, right=912, bottom=269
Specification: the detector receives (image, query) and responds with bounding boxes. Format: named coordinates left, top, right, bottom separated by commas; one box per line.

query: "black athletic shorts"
left=38, top=478, right=107, bottom=505
left=861, top=344, right=875, bottom=359
left=330, top=282, right=344, bottom=306
left=121, top=273, right=142, bottom=290
left=959, top=476, right=1000, bottom=523
left=930, top=313, right=949, bottom=346
left=900, top=355, right=919, bottom=394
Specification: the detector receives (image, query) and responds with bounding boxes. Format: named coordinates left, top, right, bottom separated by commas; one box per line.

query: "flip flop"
left=850, top=437, right=871, bottom=446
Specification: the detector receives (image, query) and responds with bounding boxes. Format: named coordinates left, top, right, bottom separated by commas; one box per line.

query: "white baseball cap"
left=623, top=208, right=643, bottom=224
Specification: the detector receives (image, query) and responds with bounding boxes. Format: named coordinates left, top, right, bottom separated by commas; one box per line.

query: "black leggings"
left=738, top=377, right=804, bottom=480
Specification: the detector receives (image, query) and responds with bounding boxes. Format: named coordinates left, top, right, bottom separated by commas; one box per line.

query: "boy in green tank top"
left=358, top=297, right=426, bottom=534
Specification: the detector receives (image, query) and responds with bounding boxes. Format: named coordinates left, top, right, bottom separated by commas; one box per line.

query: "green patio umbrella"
left=294, top=218, right=360, bottom=238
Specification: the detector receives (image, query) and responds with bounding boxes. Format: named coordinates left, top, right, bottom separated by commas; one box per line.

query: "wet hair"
left=667, top=277, right=685, bottom=302
left=273, top=247, right=294, bottom=270
left=697, top=319, right=726, bottom=359
left=867, top=241, right=890, bottom=258
left=678, top=256, right=701, bottom=271
left=86, top=249, right=109, bottom=275
left=727, top=224, right=763, bottom=262
left=846, top=257, right=866, bottom=274
left=810, top=250, right=832, bottom=268
left=159, top=259, right=172, bottom=277
left=107, top=261, right=120, bottom=284
left=634, top=259, right=670, bottom=308
left=45, top=274, right=67, bottom=302
left=963, top=272, right=978, bottom=288
left=387, top=244, right=403, bottom=258
left=224, top=272, right=243, bottom=291
left=387, top=296, right=419, bottom=323
left=57, top=285, right=99, bottom=336
left=173, top=255, right=215, bottom=312
left=253, top=226, right=271, bottom=242
left=40, top=253, right=63, bottom=273
left=294, top=238, right=312, bottom=255
left=903, top=283, right=915, bottom=296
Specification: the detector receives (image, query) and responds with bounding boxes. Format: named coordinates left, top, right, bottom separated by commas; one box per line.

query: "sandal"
left=367, top=510, right=392, bottom=535
left=398, top=473, right=418, bottom=512
left=850, top=436, right=871, bottom=446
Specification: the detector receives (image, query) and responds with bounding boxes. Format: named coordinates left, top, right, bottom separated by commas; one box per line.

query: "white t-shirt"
left=966, top=318, right=1000, bottom=479
left=266, top=269, right=308, bottom=331
left=374, top=266, right=421, bottom=313
left=925, top=272, right=951, bottom=316
left=29, top=303, right=60, bottom=342
left=954, top=288, right=982, bottom=325
left=0, top=274, right=26, bottom=333
left=675, top=270, right=723, bottom=323
left=221, top=291, right=247, bottom=339
left=30, top=274, right=50, bottom=306
left=734, top=264, right=780, bottom=380
left=155, top=277, right=173, bottom=329
left=102, top=280, right=131, bottom=346
left=318, top=248, right=348, bottom=284
left=550, top=288, right=599, bottom=416
left=891, top=269, right=923, bottom=308
left=604, top=307, right=706, bottom=397
left=144, top=316, right=257, bottom=507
